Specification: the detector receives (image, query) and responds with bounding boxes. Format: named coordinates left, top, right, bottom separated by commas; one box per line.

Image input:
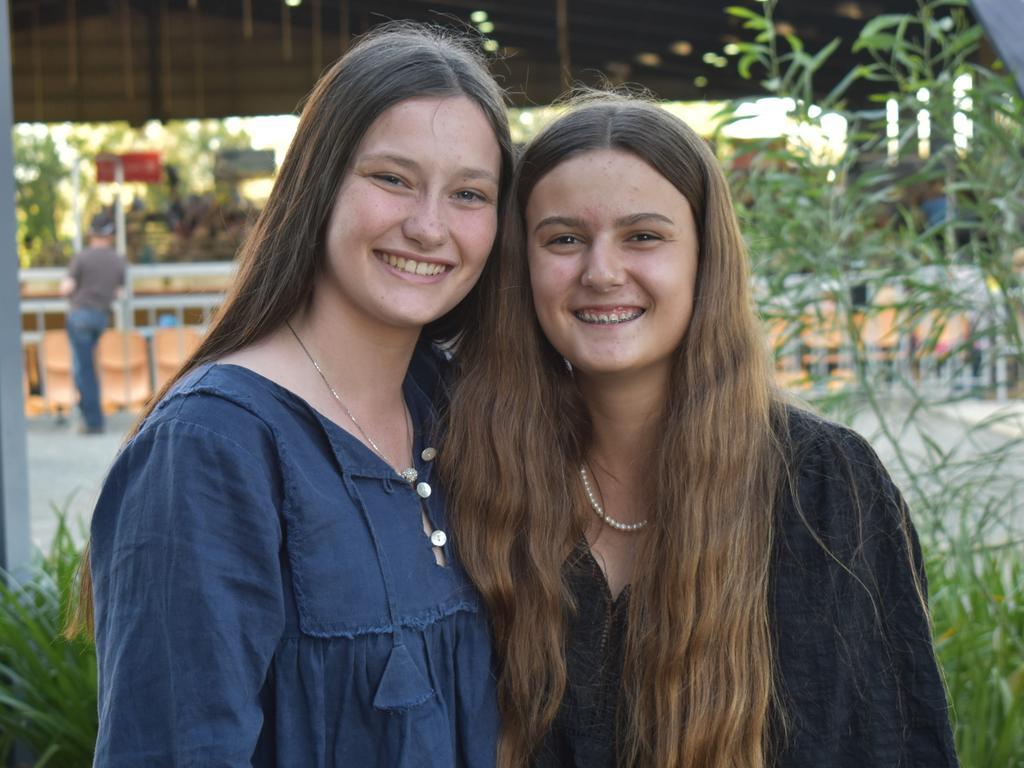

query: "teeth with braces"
left=574, top=309, right=644, bottom=324
left=379, top=251, right=447, bottom=276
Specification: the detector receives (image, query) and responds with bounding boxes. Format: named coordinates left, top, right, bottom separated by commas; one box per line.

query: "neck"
left=290, top=298, right=420, bottom=410
left=577, top=369, right=667, bottom=487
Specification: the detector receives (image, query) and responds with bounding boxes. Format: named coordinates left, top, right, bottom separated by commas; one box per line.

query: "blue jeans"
left=67, top=308, right=109, bottom=429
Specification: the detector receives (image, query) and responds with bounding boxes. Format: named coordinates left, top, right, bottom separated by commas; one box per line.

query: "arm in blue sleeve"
left=91, top=404, right=285, bottom=767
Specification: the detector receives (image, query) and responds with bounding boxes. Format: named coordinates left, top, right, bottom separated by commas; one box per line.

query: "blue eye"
left=455, top=189, right=487, bottom=203
left=373, top=174, right=405, bottom=186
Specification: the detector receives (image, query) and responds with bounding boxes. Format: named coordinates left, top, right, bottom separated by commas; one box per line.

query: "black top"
left=534, top=408, right=959, bottom=767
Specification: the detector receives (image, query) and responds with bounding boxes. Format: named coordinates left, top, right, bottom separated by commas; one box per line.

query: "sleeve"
left=90, top=404, right=286, bottom=767
left=833, top=428, right=960, bottom=766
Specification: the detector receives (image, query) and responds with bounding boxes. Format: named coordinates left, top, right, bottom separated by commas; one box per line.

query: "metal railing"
left=19, top=261, right=235, bottom=343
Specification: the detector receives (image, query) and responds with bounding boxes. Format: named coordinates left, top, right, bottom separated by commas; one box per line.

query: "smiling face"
left=317, top=95, right=502, bottom=333
left=526, top=149, right=699, bottom=387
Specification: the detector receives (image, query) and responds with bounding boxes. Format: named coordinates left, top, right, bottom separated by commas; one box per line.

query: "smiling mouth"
left=573, top=308, right=646, bottom=325
left=376, top=250, right=449, bottom=277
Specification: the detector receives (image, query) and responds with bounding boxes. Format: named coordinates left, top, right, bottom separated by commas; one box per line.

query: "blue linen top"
left=90, top=346, right=498, bottom=767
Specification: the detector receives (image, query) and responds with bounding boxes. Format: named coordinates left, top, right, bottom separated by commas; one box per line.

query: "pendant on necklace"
left=400, top=467, right=418, bottom=484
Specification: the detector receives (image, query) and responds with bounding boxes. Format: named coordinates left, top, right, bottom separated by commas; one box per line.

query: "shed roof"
left=10, top=0, right=951, bottom=123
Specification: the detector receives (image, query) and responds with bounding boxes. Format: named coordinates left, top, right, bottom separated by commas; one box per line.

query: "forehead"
left=526, top=149, right=688, bottom=220
left=355, top=95, right=500, bottom=167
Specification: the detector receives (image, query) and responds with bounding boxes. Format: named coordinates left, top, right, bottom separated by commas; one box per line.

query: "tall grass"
left=930, top=546, right=1024, bottom=765
left=0, top=512, right=96, bottom=768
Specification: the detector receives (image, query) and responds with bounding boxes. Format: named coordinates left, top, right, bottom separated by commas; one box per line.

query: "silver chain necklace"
left=287, top=321, right=418, bottom=484
left=579, top=463, right=648, bottom=532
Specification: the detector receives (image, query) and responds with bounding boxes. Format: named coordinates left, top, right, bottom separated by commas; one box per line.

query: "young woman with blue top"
left=71, top=24, right=512, bottom=766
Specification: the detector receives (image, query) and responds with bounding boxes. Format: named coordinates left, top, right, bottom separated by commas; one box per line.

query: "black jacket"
left=534, top=408, right=958, bottom=767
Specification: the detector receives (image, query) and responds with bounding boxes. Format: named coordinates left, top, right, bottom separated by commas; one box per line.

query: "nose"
left=580, top=241, right=625, bottom=291
left=401, top=196, right=449, bottom=250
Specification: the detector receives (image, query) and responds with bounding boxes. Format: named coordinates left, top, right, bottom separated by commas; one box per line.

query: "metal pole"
left=0, top=0, right=33, bottom=579
left=71, top=156, right=82, bottom=252
left=113, top=160, right=132, bottom=405
left=114, top=157, right=126, bottom=259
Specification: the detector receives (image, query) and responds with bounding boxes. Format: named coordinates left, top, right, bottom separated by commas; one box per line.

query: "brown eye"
left=547, top=235, right=582, bottom=246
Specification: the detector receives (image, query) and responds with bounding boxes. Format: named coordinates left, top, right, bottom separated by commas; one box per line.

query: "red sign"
left=96, top=152, right=163, bottom=183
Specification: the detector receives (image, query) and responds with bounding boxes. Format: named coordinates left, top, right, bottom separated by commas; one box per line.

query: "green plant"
left=0, top=511, right=97, bottom=767
left=720, top=1, right=1024, bottom=765
left=929, top=544, right=1024, bottom=766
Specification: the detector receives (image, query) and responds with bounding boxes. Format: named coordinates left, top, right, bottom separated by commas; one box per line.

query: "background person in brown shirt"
left=60, top=213, right=125, bottom=434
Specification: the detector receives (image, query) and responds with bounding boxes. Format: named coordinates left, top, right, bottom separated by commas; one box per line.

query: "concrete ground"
left=23, top=397, right=1024, bottom=555
left=26, top=410, right=138, bottom=552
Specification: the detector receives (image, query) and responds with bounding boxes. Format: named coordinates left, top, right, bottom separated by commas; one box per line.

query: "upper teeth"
left=379, top=252, right=446, bottom=276
left=575, top=309, right=644, bottom=324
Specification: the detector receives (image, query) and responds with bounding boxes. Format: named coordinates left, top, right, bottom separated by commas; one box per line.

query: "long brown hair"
left=67, top=22, right=513, bottom=638
left=441, top=95, right=789, bottom=767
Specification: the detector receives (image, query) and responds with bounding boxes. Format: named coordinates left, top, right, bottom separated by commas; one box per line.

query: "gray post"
left=0, top=0, right=32, bottom=579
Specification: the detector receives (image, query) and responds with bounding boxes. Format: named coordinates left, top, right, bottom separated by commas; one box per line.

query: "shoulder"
left=132, top=364, right=297, bottom=460
left=782, top=405, right=896, bottom=500
left=785, top=406, right=878, bottom=469
left=775, top=405, right=908, bottom=560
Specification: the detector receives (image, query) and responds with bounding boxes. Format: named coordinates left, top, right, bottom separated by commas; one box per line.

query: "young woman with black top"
left=442, top=96, right=958, bottom=768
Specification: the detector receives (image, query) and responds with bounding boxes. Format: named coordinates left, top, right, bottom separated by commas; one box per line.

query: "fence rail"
left=19, top=262, right=1021, bottom=409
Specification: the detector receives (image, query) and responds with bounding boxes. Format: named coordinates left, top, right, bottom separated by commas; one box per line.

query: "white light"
left=482, top=39, right=500, bottom=53
left=826, top=169, right=837, bottom=182
left=518, top=111, right=534, bottom=126
left=820, top=112, right=847, bottom=137
left=917, top=87, right=930, bottom=103
left=284, top=0, right=301, bottom=7
left=724, top=43, right=740, bottom=55
left=808, top=104, right=822, bottom=118
left=953, top=73, right=973, bottom=152
left=694, top=76, right=708, bottom=88
left=886, top=98, right=900, bottom=161
left=470, top=10, right=488, bottom=23
left=478, top=20, right=494, bottom=33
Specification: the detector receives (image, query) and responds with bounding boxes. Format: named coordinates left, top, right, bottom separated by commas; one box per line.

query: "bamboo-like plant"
left=721, top=1, right=1023, bottom=764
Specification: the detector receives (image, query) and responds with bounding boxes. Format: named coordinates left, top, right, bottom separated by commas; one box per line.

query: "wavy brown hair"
left=67, top=21, right=513, bottom=638
left=441, top=96, right=789, bottom=767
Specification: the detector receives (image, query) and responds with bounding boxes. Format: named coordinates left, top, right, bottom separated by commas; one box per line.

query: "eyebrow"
left=615, top=212, right=675, bottom=227
left=359, top=152, right=498, bottom=185
left=532, top=212, right=675, bottom=233
left=533, top=215, right=585, bottom=233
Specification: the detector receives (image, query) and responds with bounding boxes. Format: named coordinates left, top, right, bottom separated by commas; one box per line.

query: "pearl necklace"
left=578, top=463, right=648, bottom=532
left=287, top=321, right=418, bottom=485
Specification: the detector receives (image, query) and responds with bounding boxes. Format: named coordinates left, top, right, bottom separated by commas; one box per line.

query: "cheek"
left=452, top=210, right=498, bottom=259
